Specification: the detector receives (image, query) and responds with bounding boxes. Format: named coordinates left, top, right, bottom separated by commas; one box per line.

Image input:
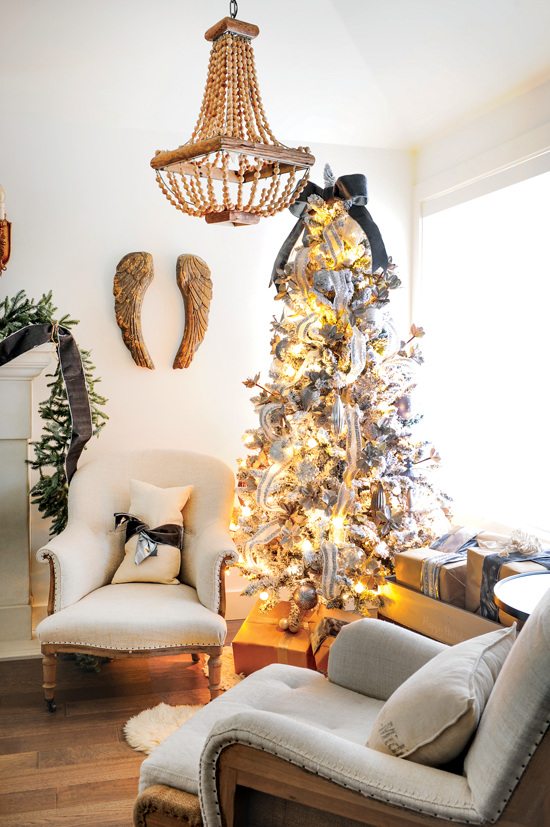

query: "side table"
left=494, top=571, right=550, bottom=623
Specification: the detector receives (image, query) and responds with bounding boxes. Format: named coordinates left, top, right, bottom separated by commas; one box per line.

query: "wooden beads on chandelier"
left=150, top=16, right=315, bottom=226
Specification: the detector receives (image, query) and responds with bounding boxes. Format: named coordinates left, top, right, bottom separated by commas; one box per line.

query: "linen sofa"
left=134, top=586, right=550, bottom=827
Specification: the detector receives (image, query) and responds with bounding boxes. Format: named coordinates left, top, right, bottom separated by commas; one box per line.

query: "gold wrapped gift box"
left=465, top=536, right=548, bottom=626
left=233, top=600, right=375, bottom=677
left=379, top=577, right=501, bottom=645
left=232, top=600, right=316, bottom=676
left=394, top=547, right=468, bottom=608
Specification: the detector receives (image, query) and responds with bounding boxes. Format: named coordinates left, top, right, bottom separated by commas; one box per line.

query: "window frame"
left=411, top=128, right=550, bottom=538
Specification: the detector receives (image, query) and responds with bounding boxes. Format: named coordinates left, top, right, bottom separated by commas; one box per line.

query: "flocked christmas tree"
left=232, top=166, right=451, bottom=629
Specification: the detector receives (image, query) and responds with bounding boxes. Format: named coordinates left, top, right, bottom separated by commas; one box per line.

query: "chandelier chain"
left=229, top=1, right=238, bottom=19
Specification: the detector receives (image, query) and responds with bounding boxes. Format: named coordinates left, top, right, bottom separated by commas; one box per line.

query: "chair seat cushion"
left=35, top=583, right=226, bottom=650
left=139, top=663, right=385, bottom=796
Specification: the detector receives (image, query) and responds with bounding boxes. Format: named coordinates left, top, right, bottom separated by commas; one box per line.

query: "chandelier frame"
left=150, top=15, right=315, bottom=226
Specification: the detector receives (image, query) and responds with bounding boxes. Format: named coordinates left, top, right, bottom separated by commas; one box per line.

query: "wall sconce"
left=0, top=185, right=11, bottom=273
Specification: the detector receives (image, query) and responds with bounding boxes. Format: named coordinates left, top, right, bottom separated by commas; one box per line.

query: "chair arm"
left=198, top=710, right=480, bottom=827
left=328, top=618, right=446, bottom=700
left=184, top=521, right=238, bottom=614
left=36, top=520, right=113, bottom=612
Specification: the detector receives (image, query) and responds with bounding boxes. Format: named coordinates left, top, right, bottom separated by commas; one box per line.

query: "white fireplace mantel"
left=0, top=342, right=56, bottom=648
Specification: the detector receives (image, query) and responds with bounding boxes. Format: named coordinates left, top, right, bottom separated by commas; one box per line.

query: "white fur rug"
left=124, top=702, right=203, bottom=754
left=124, top=647, right=244, bottom=754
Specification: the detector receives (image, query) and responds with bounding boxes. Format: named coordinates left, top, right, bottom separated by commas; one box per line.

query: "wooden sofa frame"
left=136, top=726, right=550, bottom=827
left=42, top=555, right=234, bottom=712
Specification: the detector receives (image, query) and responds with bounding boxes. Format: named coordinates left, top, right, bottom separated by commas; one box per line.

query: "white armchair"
left=35, top=449, right=238, bottom=711
left=134, top=588, right=550, bottom=827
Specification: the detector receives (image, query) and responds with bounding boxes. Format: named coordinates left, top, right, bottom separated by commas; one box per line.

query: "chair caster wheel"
left=46, top=699, right=57, bottom=713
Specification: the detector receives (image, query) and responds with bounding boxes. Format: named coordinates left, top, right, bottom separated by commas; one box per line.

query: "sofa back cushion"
left=367, top=625, right=516, bottom=766
left=464, top=586, right=550, bottom=822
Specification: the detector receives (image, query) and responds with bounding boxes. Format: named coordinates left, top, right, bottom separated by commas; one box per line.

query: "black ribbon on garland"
left=0, top=322, right=93, bottom=484
left=270, top=173, right=389, bottom=287
left=114, top=513, right=183, bottom=565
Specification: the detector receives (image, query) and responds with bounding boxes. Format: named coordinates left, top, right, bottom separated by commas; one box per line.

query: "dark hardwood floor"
left=0, top=620, right=243, bottom=826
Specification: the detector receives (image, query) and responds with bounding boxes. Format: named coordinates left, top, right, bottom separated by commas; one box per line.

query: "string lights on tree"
left=231, top=166, right=451, bottom=628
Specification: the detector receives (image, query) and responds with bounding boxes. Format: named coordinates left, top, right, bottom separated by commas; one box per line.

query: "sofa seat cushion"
left=35, top=583, right=226, bottom=650
left=139, top=663, right=385, bottom=796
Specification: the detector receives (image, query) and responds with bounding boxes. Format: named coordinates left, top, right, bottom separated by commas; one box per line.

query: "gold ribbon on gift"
left=276, top=630, right=308, bottom=664
left=246, top=615, right=310, bottom=628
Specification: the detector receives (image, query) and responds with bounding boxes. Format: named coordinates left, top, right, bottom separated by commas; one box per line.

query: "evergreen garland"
left=0, top=289, right=60, bottom=334
left=0, top=290, right=108, bottom=536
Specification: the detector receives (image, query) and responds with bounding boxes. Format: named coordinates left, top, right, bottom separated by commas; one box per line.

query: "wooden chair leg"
left=42, top=652, right=57, bottom=713
left=191, top=653, right=200, bottom=663
left=208, top=650, right=223, bottom=701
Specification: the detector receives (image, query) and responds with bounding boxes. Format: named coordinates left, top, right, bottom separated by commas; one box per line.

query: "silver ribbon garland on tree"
left=242, top=521, right=281, bottom=568
left=261, top=171, right=390, bottom=601
left=256, top=461, right=291, bottom=513
left=321, top=540, right=340, bottom=599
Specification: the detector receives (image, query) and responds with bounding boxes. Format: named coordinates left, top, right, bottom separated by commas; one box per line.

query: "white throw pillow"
left=111, top=480, right=193, bottom=585
left=367, top=625, right=516, bottom=766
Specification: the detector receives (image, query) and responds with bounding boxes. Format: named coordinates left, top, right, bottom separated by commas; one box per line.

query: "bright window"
left=418, top=166, right=550, bottom=533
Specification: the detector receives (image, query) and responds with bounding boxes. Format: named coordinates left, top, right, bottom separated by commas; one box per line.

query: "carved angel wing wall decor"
left=173, top=254, right=213, bottom=369
left=113, top=252, right=155, bottom=369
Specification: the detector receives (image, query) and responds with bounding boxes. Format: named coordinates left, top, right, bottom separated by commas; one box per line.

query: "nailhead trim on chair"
left=198, top=726, right=484, bottom=826
left=38, top=640, right=223, bottom=649
left=37, top=549, right=62, bottom=612
left=209, top=548, right=224, bottom=615
left=493, top=717, right=550, bottom=816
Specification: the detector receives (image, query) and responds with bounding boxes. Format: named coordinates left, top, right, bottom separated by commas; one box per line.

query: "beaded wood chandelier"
left=150, top=3, right=315, bottom=226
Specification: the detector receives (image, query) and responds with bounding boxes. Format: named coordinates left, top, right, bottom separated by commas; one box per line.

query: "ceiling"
left=1, top=0, right=549, bottom=150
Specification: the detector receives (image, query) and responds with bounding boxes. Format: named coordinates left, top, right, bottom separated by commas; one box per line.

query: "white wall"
left=1, top=133, right=413, bottom=619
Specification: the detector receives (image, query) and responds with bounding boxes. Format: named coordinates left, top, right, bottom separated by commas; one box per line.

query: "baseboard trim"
left=0, top=638, right=42, bottom=661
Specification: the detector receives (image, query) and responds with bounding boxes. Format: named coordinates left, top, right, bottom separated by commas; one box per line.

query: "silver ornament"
left=292, top=581, right=319, bottom=611
left=342, top=546, right=364, bottom=570
left=395, top=395, right=413, bottom=420
left=295, top=459, right=318, bottom=483
left=278, top=618, right=289, bottom=631
left=275, top=338, right=291, bottom=360
left=360, top=305, right=384, bottom=337
left=371, top=482, right=386, bottom=523
left=312, top=270, right=333, bottom=292
left=363, top=305, right=382, bottom=330
left=331, top=394, right=346, bottom=438
left=269, top=439, right=294, bottom=463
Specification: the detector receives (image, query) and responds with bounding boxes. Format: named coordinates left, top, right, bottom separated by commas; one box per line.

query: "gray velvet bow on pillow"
left=113, top=513, right=183, bottom=565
